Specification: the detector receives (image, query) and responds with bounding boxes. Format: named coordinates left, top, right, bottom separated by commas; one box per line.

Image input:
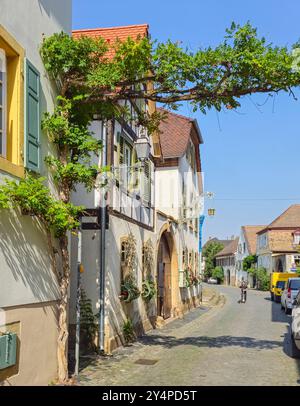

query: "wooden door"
left=163, top=262, right=172, bottom=319
left=157, top=233, right=172, bottom=319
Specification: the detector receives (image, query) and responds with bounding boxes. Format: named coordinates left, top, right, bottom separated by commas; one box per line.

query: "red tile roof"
left=258, top=204, right=300, bottom=235
left=72, top=24, right=149, bottom=58
left=158, top=108, right=203, bottom=159
left=268, top=204, right=300, bottom=228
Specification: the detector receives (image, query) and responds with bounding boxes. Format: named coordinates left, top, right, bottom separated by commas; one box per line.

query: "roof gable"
left=242, top=225, right=266, bottom=255
left=158, top=108, right=203, bottom=159
left=268, top=204, right=300, bottom=228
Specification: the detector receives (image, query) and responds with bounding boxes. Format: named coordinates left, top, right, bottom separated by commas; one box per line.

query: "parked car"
left=207, top=277, right=218, bottom=284
left=270, top=272, right=297, bottom=302
left=281, top=277, right=300, bottom=314
left=289, top=290, right=300, bottom=358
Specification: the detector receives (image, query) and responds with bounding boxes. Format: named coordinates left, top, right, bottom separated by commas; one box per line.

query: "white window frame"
left=0, top=49, right=7, bottom=157
left=293, top=234, right=300, bottom=245
left=124, top=142, right=132, bottom=189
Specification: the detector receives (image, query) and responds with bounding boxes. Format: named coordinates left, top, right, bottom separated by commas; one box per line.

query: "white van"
left=281, top=277, right=300, bottom=314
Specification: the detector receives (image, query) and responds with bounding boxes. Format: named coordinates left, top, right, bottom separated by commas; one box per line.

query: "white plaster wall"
left=70, top=215, right=157, bottom=334
left=0, top=210, right=59, bottom=307
left=0, top=1, right=71, bottom=307
left=257, top=254, right=272, bottom=273
left=155, top=154, right=201, bottom=271
left=155, top=167, right=179, bottom=218
left=236, top=229, right=250, bottom=284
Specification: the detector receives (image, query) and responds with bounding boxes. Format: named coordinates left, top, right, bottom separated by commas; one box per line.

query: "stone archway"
left=156, top=225, right=178, bottom=319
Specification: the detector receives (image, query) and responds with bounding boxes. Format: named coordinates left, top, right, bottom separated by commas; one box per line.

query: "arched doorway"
left=157, top=232, right=172, bottom=319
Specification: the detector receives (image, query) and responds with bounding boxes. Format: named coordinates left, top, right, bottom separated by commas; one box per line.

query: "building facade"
left=256, top=205, right=300, bottom=275
left=235, top=226, right=265, bottom=287
left=215, top=238, right=239, bottom=286
left=201, top=237, right=234, bottom=279
left=155, top=108, right=204, bottom=316
left=0, top=0, right=72, bottom=385
left=70, top=25, right=163, bottom=353
left=69, top=27, right=204, bottom=353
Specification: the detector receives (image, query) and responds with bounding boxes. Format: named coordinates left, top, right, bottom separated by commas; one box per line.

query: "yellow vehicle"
left=270, top=272, right=298, bottom=302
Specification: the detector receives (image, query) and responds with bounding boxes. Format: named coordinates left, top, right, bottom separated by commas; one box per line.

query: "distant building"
left=215, top=238, right=239, bottom=285
left=236, top=226, right=266, bottom=287
left=201, top=237, right=234, bottom=277
left=256, top=205, right=300, bottom=274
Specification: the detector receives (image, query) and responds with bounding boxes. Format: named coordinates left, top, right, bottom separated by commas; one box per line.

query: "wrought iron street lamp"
left=134, top=136, right=151, bottom=162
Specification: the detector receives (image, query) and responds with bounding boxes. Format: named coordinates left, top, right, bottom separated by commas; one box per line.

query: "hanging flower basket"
left=120, top=275, right=140, bottom=303
left=191, top=275, right=200, bottom=286
left=141, top=278, right=156, bottom=302
left=184, top=267, right=194, bottom=288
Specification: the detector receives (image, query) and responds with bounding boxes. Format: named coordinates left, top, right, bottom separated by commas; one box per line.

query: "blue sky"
left=73, top=0, right=300, bottom=242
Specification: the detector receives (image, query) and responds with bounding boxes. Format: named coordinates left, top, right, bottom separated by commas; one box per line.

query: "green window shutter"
left=143, top=160, right=151, bottom=205
left=119, top=133, right=124, bottom=164
left=25, top=59, right=40, bottom=172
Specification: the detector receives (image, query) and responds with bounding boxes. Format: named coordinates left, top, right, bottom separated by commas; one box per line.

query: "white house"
left=69, top=26, right=204, bottom=353
left=155, top=108, right=204, bottom=315
left=70, top=24, right=163, bottom=354
left=0, top=0, right=72, bottom=385
left=215, top=238, right=239, bottom=286
left=235, top=226, right=265, bottom=287
left=257, top=205, right=300, bottom=275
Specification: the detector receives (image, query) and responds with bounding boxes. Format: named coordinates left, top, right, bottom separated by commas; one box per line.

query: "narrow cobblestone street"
left=78, top=285, right=300, bottom=386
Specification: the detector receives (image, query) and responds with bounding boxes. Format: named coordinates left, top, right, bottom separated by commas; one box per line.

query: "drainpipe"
left=75, top=221, right=82, bottom=376
left=99, top=120, right=107, bottom=353
left=199, top=215, right=205, bottom=301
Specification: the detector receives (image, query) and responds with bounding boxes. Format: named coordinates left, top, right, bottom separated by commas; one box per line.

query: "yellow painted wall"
left=0, top=25, right=24, bottom=178
left=0, top=301, right=59, bottom=385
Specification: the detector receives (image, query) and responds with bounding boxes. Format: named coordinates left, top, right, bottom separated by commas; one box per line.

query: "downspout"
left=99, top=120, right=107, bottom=353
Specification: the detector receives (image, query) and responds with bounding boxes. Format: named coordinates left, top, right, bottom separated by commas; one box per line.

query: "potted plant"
left=120, top=275, right=140, bottom=303
left=184, top=266, right=193, bottom=288
left=141, top=278, right=156, bottom=302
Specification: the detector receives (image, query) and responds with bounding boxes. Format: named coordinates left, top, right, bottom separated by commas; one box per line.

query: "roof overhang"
left=192, top=119, right=204, bottom=145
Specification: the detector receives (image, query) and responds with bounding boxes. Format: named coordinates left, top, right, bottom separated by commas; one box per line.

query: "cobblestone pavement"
left=78, top=285, right=300, bottom=386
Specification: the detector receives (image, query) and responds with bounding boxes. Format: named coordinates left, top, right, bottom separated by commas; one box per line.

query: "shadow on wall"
left=105, top=220, right=157, bottom=349
left=38, top=0, right=72, bottom=33
left=0, top=209, right=59, bottom=305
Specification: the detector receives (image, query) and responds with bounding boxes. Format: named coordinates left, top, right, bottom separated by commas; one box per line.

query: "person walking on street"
left=239, top=277, right=247, bottom=303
